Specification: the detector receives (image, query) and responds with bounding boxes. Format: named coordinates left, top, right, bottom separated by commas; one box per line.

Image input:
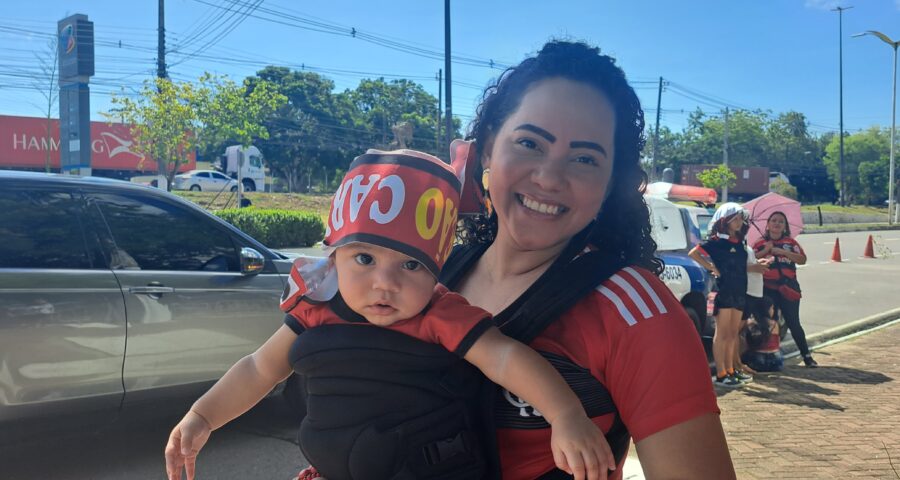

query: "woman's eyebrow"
left=514, top=124, right=556, bottom=143
left=570, top=141, right=608, bottom=157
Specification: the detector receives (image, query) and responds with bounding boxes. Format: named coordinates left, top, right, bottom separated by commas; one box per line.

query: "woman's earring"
left=481, top=168, right=492, bottom=216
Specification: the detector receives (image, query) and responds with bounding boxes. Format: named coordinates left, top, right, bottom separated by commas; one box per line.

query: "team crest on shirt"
left=504, top=390, right=544, bottom=418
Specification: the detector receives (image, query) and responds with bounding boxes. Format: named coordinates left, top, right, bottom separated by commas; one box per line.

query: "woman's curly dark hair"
left=459, top=39, right=661, bottom=274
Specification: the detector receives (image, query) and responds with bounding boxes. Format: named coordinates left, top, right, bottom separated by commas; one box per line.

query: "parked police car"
left=646, top=196, right=714, bottom=337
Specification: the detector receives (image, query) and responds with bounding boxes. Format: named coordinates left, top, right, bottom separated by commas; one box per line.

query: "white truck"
left=219, top=145, right=266, bottom=192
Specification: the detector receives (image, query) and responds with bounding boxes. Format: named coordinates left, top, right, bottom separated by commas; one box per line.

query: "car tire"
left=242, top=179, right=255, bottom=192
left=190, top=185, right=201, bottom=191
left=230, top=185, right=238, bottom=192
left=282, top=373, right=307, bottom=421
left=685, top=306, right=703, bottom=335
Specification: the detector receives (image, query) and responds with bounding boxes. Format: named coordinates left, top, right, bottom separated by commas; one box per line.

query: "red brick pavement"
left=717, top=321, right=900, bottom=479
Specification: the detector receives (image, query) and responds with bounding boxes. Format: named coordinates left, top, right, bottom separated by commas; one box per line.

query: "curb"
left=802, top=225, right=900, bottom=234
left=781, top=307, right=900, bottom=358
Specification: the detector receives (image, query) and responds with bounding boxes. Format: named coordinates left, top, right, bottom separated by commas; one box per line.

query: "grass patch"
left=800, top=204, right=888, bottom=215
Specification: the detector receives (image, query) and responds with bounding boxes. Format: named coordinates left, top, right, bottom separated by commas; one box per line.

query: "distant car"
left=769, top=171, right=791, bottom=189
left=0, top=171, right=295, bottom=432
left=173, top=169, right=239, bottom=192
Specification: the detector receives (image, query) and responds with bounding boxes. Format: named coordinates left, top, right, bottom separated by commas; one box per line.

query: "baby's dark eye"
left=354, top=253, right=374, bottom=265
left=402, top=260, right=422, bottom=271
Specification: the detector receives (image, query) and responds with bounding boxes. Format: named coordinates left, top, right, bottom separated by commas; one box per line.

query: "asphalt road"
left=792, top=230, right=900, bottom=335
left=0, top=395, right=307, bottom=480
left=3, top=230, right=897, bottom=480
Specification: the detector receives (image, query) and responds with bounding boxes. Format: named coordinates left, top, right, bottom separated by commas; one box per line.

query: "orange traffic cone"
left=863, top=235, right=876, bottom=258
left=831, top=238, right=842, bottom=262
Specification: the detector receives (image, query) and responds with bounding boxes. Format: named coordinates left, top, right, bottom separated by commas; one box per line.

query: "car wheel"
left=282, top=373, right=307, bottom=421
left=190, top=185, right=201, bottom=191
left=230, top=185, right=238, bottom=192
left=685, top=306, right=703, bottom=335
left=242, top=179, right=255, bottom=192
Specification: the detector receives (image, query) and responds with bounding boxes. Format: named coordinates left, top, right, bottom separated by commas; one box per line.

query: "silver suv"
left=0, top=171, right=294, bottom=432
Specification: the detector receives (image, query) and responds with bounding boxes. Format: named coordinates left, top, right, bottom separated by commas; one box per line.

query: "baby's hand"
left=165, top=410, right=212, bottom=480
left=550, top=411, right=615, bottom=480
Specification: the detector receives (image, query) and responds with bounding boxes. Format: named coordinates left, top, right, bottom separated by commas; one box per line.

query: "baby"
left=165, top=149, right=613, bottom=480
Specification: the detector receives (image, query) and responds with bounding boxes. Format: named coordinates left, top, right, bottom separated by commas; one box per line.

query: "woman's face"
left=728, top=214, right=744, bottom=234
left=767, top=214, right=787, bottom=237
left=482, top=78, right=616, bottom=253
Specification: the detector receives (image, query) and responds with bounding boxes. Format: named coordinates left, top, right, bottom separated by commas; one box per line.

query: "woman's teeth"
left=519, top=195, right=564, bottom=215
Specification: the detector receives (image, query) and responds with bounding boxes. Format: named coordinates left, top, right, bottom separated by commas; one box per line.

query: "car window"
left=212, top=172, right=229, bottom=180
left=91, top=192, right=239, bottom=272
left=0, top=189, right=99, bottom=269
left=249, top=155, right=262, bottom=168
left=696, top=214, right=713, bottom=239
left=196, top=172, right=210, bottom=178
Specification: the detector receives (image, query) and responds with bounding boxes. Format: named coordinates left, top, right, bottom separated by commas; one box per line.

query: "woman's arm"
left=754, top=241, right=773, bottom=258
left=634, top=413, right=736, bottom=480
left=772, top=246, right=806, bottom=265
left=688, top=246, right=719, bottom=278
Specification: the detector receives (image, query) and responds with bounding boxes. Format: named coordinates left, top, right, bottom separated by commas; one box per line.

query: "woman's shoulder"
left=575, top=265, right=681, bottom=329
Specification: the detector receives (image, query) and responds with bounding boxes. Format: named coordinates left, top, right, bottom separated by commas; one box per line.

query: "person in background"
left=689, top=203, right=752, bottom=388
left=738, top=242, right=772, bottom=375
left=754, top=211, right=816, bottom=367
left=741, top=296, right=784, bottom=373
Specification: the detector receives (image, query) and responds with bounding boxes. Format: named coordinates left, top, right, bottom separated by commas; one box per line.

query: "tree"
left=248, top=68, right=353, bottom=192
left=348, top=78, right=445, bottom=155
left=770, top=178, right=799, bottom=200
left=30, top=38, right=58, bottom=173
left=696, top=164, right=737, bottom=194
left=107, top=74, right=285, bottom=191
left=196, top=73, right=285, bottom=149
left=823, top=127, right=889, bottom=204
left=108, top=78, right=202, bottom=190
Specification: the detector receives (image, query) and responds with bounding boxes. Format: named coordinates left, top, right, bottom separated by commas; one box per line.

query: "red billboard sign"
left=0, top=115, right=195, bottom=172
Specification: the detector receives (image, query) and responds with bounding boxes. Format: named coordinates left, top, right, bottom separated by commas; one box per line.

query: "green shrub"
left=216, top=208, right=325, bottom=248
left=770, top=179, right=799, bottom=200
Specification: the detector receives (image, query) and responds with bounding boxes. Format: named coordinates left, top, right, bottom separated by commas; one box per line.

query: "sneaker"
left=803, top=355, right=818, bottom=368
left=713, top=374, right=743, bottom=388
left=734, top=370, right=753, bottom=383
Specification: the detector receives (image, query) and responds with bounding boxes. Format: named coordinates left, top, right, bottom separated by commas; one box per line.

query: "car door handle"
left=128, top=286, right=175, bottom=295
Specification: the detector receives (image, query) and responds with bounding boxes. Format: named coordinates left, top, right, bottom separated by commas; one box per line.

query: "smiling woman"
left=439, top=39, right=736, bottom=480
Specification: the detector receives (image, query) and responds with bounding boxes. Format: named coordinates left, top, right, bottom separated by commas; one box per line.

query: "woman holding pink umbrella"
left=753, top=211, right=817, bottom=367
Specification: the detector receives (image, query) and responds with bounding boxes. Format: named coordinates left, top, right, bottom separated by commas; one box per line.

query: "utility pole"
left=723, top=108, right=730, bottom=203
left=444, top=0, right=453, bottom=154
left=833, top=5, right=852, bottom=206
left=436, top=69, right=442, bottom=155
left=652, top=76, right=663, bottom=182
left=157, top=0, right=167, bottom=80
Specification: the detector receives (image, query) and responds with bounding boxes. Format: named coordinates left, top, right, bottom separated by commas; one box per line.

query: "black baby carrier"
left=289, top=231, right=628, bottom=479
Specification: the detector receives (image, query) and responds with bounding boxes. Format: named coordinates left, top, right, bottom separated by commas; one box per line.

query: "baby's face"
left=334, top=243, right=437, bottom=326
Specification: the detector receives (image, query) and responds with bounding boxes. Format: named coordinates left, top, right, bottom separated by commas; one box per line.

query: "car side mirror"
left=240, top=247, right=265, bottom=275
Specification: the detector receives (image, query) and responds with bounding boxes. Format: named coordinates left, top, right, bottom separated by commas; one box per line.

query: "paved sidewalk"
left=624, top=320, right=900, bottom=479
left=718, top=320, right=900, bottom=479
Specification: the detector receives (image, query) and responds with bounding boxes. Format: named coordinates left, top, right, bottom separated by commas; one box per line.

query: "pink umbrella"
left=742, top=192, right=804, bottom=246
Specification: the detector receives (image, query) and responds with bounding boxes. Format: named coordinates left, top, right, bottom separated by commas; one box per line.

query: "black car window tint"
left=197, top=172, right=210, bottom=178
left=0, top=189, right=94, bottom=269
left=92, top=192, right=239, bottom=272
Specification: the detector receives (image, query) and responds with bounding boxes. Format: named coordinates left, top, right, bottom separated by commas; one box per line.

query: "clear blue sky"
left=2, top=0, right=898, bottom=137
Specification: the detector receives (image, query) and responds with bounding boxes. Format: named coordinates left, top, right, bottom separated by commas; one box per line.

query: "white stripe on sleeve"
left=623, top=266, right=668, bottom=315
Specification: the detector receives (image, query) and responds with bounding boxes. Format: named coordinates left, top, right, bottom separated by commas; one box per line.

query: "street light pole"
left=833, top=6, right=852, bottom=206
left=854, top=30, right=899, bottom=225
